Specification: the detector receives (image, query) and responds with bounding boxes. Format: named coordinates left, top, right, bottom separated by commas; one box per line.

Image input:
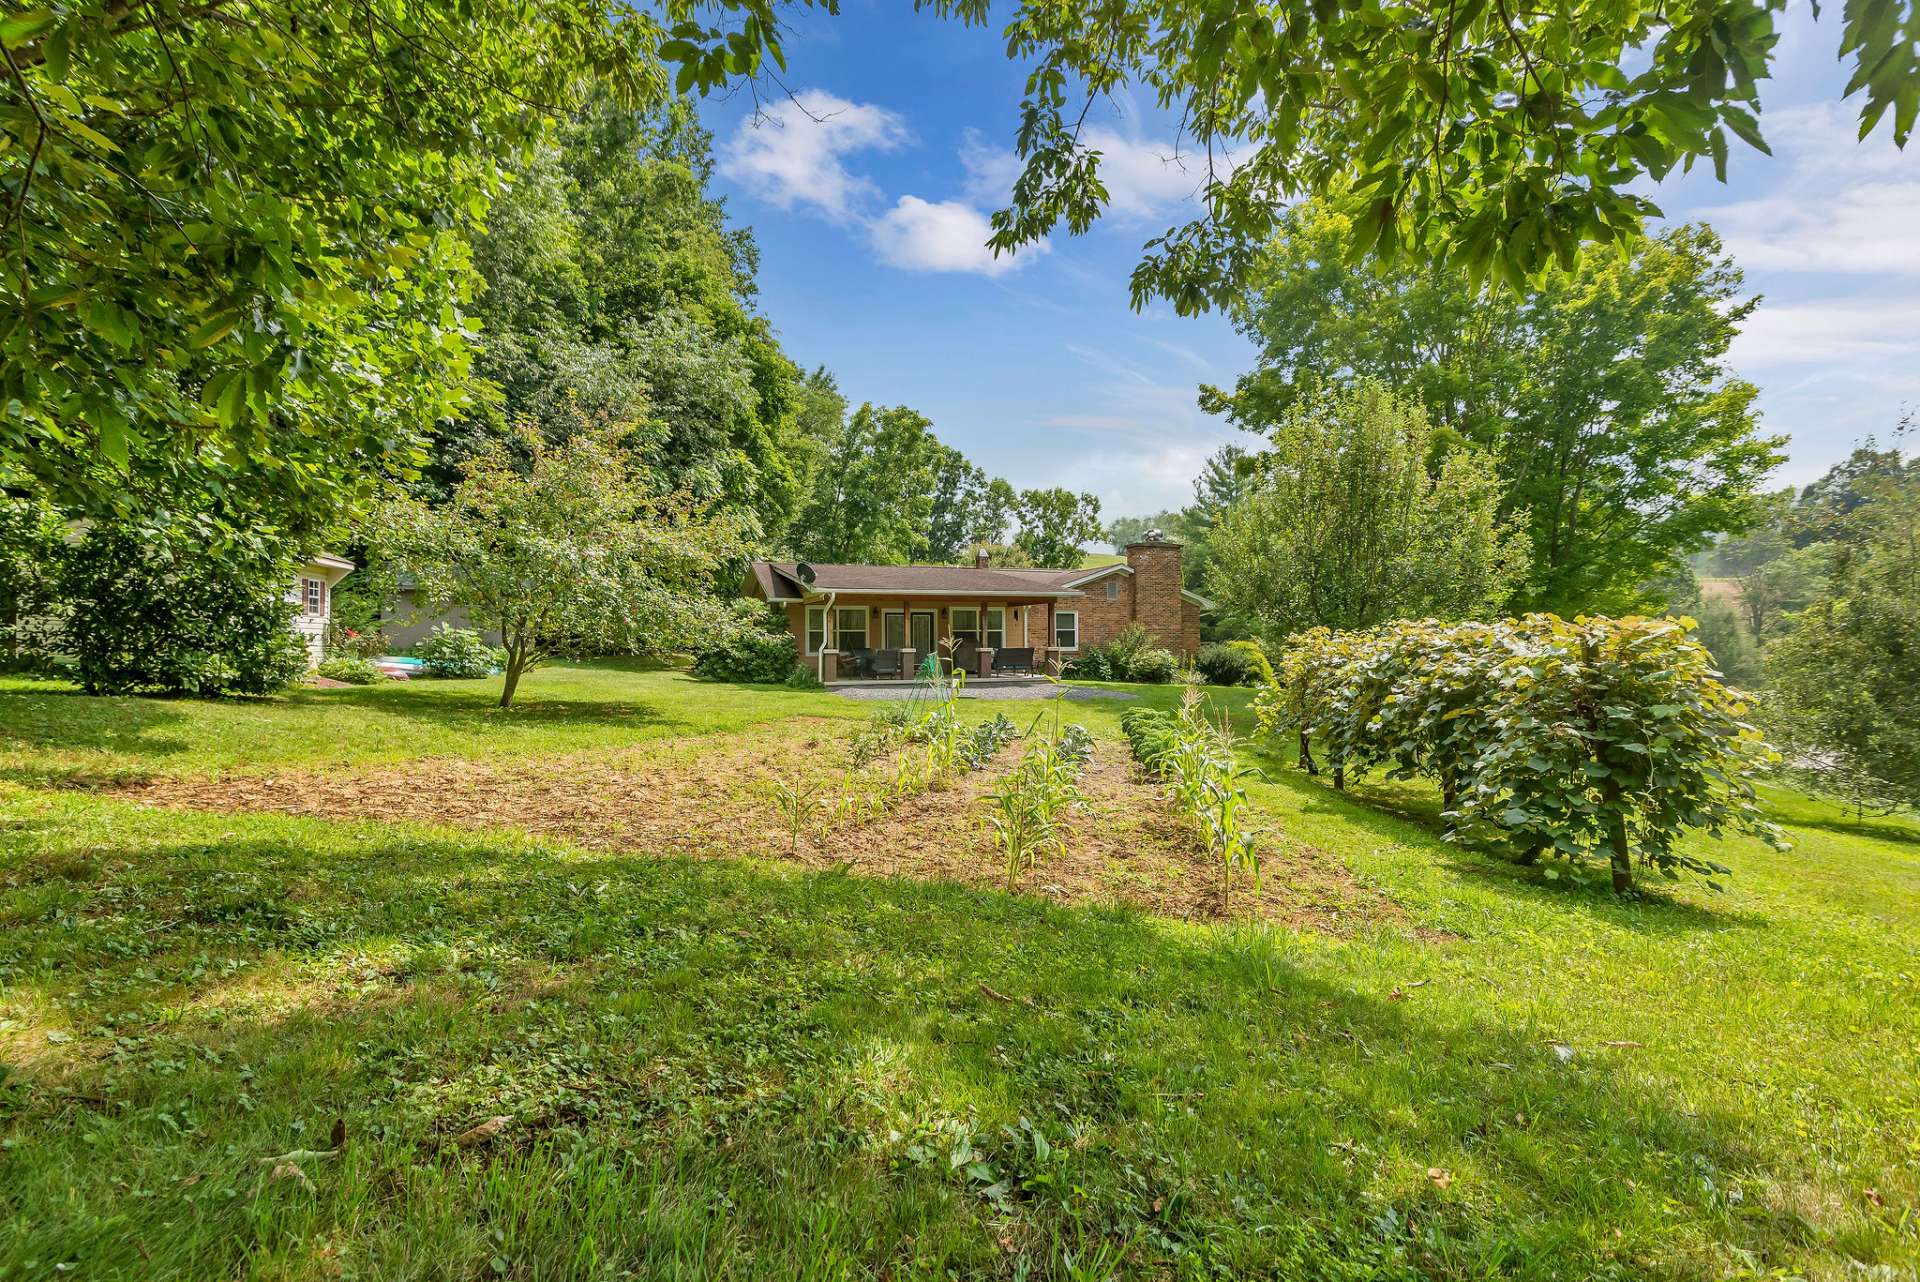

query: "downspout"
left=813, top=589, right=836, bottom=683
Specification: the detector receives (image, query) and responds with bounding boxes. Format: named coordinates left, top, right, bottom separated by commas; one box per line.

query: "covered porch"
left=804, top=594, right=1068, bottom=684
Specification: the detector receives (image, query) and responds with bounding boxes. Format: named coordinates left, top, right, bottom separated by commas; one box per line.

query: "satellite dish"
left=795, top=562, right=817, bottom=586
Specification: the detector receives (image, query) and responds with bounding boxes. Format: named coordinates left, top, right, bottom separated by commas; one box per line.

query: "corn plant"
left=1123, top=696, right=1264, bottom=905
left=891, top=750, right=928, bottom=800
left=983, top=724, right=1088, bottom=892
left=767, top=774, right=825, bottom=853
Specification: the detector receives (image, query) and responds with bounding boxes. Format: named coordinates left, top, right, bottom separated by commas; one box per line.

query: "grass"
left=1, top=663, right=1916, bottom=1280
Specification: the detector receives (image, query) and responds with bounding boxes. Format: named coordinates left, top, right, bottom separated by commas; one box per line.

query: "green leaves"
left=1258, top=614, right=1786, bottom=892
left=1, top=0, right=663, bottom=533
left=911, top=0, right=1913, bottom=310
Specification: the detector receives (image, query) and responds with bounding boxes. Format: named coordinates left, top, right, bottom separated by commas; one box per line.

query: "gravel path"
left=830, top=683, right=1136, bottom=702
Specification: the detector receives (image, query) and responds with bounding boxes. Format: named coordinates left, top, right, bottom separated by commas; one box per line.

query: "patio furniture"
left=840, top=648, right=873, bottom=679
left=869, top=648, right=903, bottom=679
left=946, top=638, right=978, bottom=676
left=991, top=647, right=1035, bottom=675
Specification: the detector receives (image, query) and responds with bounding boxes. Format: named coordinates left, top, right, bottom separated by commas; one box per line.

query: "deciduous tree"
left=0, top=0, right=657, bottom=533
left=1014, top=488, right=1104, bottom=568
left=1210, top=382, right=1528, bottom=640
left=379, top=425, right=748, bottom=708
left=1206, top=211, right=1783, bottom=613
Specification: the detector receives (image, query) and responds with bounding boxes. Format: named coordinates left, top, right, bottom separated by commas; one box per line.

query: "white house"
left=291, top=554, right=355, bottom=666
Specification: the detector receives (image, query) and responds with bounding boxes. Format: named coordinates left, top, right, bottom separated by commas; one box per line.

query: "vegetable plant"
left=1123, top=693, right=1264, bottom=905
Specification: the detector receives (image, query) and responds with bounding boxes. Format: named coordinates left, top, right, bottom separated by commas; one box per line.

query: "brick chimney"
left=1124, top=531, right=1183, bottom=647
left=974, top=547, right=990, bottom=569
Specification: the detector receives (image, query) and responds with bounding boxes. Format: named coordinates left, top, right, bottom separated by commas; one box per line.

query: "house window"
left=303, top=578, right=326, bottom=616
left=1106, top=580, right=1120, bottom=601
left=1054, top=610, right=1079, bottom=650
left=950, top=607, right=980, bottom=645
left=836, top=607, right=869, bottom=651
left=881, top=610, right=906, bottom=650
left=985, top=607, right=1004, bottom=649
left=805, top=607, right=826, bottom=655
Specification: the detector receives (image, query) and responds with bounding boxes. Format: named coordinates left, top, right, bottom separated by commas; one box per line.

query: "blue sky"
left=700, top=2, right=1918, bottom=518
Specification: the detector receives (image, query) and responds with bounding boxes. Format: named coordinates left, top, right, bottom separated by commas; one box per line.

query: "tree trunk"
left=1440, top=769, right=1458, bottom=835
left=499, top=645, right=525, bottom=709
left=1298, top=729, right=1318, bottom=776
left=1332, top=761, right=1345, bottom=792
left=1606, top=802, right=1633, bottom=894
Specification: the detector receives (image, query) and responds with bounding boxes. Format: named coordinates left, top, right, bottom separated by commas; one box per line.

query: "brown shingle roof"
left=751, top=561, right=1085, bottom=598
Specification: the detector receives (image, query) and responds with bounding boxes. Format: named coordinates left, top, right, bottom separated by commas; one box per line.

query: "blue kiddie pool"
left=378, top=656, right=426, bottom=675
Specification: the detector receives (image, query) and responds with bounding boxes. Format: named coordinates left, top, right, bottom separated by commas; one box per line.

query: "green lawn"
left=1, top=664, right=1916, bottom=1280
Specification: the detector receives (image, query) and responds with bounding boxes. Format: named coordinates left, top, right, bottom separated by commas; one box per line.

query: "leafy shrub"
left=1255, top=615, right=1785, bottom=892
left=0, top=496, right=67, bottom=673
left=1103, top=623, right=1155, bottom=673
left=960, top=714, right=1021, bottom=769
left=62, top=528, right=309, bottom=697
left=693, top=611, right=803, bottom=684
left=1195, top=642, right=1260, bottom=687
left=1123, top=647, right=1179, bottom=683
left=316, top=654, right=387, bottom=685
left=783, top=664, right=823, bottom=689
left=1060, top=649, right=1112, bottom=681
left=415, top=625, right=501, bottom=678
left=1059, top=624, right=1179, bottom=683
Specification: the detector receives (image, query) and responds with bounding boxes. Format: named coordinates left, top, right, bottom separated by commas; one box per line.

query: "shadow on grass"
left=1779, top=811, right=1920, bottom=848
left=0, top=798, right=1798, bottom=1280
left=0, top=685, right=194, bottom=761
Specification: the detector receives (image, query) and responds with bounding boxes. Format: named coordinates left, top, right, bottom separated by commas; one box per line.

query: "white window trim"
left=1054, top=610, right=1079, bottom=651
left=985, top=606, right=1005, bottom=650
left=805, top=606, right=826, bottom=655
left=303, top=578, right=326, bottom=616
left=880, top=609, right=906, bottom=650
left=1105, top=580, right=1119, bottom=601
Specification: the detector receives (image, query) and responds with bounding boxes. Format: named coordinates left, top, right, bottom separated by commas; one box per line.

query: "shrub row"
left=1253, top=615, right=1785, bottom=891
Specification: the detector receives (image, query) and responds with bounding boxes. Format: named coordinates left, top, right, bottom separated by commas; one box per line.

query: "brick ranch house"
left=745, top=536, right=1210, bottom=682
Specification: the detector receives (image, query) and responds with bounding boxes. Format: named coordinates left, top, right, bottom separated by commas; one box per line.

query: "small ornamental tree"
left=378, top=426, right=749, bottom=708
left=1257, top=615, right=1784, bottom=892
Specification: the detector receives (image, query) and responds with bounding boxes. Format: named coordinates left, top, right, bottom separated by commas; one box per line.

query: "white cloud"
left=718, top=90, right=909, bottom=221
left=1732, top=299, right=1920, bottom=366
left=869, top=196, right=1043, bottom=277
left=960, top=129, right=1024, bottom=205
left=1689, top=102, right=1920, bottom=276
left=962, top=127, right=1214, bottom=221
left=1709, top=181, right=1920, bottom=275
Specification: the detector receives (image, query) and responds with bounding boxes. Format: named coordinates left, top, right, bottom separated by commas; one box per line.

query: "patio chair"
left=869, top=648, right=903, bottom=679
left=947, top=638, right=978, bottom=676
left=991, top=647, right=1035, bottom=675
left=840, top=648, right=873, bottom=679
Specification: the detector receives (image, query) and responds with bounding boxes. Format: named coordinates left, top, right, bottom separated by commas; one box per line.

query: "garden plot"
left=101, top=716, right=1397, bottom=929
